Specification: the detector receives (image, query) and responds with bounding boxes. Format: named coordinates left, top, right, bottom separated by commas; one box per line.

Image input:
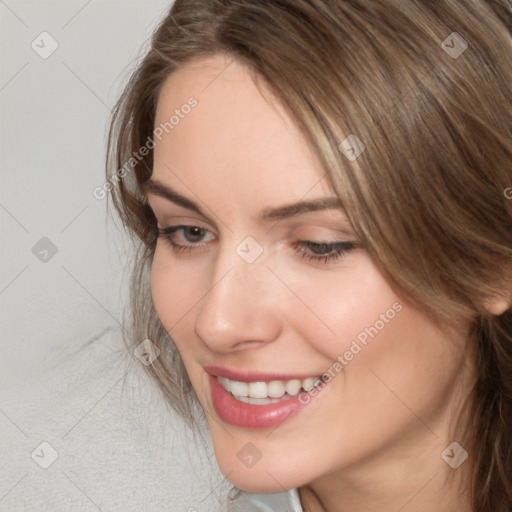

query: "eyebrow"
left=142, top=178, right=344, bottom=222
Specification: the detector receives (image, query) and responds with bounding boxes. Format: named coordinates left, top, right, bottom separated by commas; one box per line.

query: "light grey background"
left=0, top=1, right=230, bottom=510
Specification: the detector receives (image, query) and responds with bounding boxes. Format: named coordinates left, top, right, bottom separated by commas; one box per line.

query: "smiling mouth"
left=218, top=375, right=322, bottom=405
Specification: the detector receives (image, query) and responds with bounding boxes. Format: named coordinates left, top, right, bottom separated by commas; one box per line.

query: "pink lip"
left=209, top=375, right=310, bottom=429
left=205, top=366, right=325, bottom=429
left=205, top=365, right=320, bottom=383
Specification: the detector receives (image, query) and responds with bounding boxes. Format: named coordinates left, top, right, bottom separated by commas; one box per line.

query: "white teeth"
left=267, top=380, right=285, bottom=398
left=285, top=379, right=302, bottom=396
left=302, top=377, right=317, bottom=392
left=230, top=380, right=249, bottom=397
left=219, top=377, right=231, bottom=392
left=218, top=375, right=322, bottom=402
left=237, top=396, right=285, bottom=405
left=248, top=382, right=268, bottom=399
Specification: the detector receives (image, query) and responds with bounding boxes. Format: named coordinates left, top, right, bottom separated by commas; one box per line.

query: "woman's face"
left=146, top=54, right=475, bottom=493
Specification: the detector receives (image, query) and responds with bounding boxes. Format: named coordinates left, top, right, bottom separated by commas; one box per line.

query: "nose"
left=194, top=241, right=282, bottom=353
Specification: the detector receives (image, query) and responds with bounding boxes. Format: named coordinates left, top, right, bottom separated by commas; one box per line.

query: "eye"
left=154, top=225, right=214, bottom=253
left=154, top=225, right=357, bottom=265
left=293, top=240, right=356, bottom=264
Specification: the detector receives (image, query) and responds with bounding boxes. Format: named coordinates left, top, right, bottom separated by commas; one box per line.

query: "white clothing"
left=227, top=488, right=303, bottom=511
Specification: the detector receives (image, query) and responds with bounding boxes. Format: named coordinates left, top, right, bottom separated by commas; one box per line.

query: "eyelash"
left=154, top=225, right=356, bottom=264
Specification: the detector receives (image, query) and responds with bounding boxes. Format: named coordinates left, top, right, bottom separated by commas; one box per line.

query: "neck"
left=298, top=443, right=473, bottom=512
left=298, top=390, right=476, bottom=512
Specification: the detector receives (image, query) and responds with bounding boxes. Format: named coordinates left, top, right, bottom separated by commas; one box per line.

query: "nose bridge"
left=211, top=233, right=270, bottom=301
left=194, top=235, right=280, bottom=349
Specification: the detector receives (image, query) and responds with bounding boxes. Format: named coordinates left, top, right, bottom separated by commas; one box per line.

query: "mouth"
left=218, top=375, right=320, bottom=404
left=206, top=367, right=325, bottom=429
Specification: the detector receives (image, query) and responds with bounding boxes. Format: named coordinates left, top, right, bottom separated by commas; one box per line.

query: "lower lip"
left=209, top=375, right=318, bottom=429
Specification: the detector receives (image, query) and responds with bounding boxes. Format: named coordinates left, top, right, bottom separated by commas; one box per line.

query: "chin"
left=213, top=448, right=305, bottom=494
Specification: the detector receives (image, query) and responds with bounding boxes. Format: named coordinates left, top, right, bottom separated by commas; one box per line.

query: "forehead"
left=152, top=54, right=334, bottom=208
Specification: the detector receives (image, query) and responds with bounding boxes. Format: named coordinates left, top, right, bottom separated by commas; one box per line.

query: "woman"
left=105, top=0, right=512, bottom=510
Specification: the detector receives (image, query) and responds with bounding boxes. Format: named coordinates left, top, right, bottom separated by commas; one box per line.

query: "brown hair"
left=105, top=0, right=512, bottom=510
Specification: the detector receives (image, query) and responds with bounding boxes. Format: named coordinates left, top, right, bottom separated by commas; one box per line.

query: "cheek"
left=281, top=255, right=460, bottom=418
left=151, top=250, right=175, bottom=325
left=276, top=253, right=404, bottom=363
left=150, top=248, right=202, bottom=351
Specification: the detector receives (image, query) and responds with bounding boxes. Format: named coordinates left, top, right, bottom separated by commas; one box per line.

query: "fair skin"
left=145, top=53, right=479, bottom=512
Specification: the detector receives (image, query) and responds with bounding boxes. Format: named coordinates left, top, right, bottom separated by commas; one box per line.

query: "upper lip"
left=204, top=365, right=321, bottom=382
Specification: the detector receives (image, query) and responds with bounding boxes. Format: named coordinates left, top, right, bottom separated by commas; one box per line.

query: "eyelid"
left=290, top=223, right=356, bottom=238
left=155, top=217, right=215, bottom=233
left=147, top=196, right=354, bottom=234
left=147, top=196, right=209, bottom=221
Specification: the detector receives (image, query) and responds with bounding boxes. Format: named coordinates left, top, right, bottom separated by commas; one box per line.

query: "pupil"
left=185, top=227, right=204, bottom=242
left=310, top=242, right=331, bottom=255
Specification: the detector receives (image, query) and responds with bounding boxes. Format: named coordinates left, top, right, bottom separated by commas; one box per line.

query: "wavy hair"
left=105, top=1, right=512, bottom=510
